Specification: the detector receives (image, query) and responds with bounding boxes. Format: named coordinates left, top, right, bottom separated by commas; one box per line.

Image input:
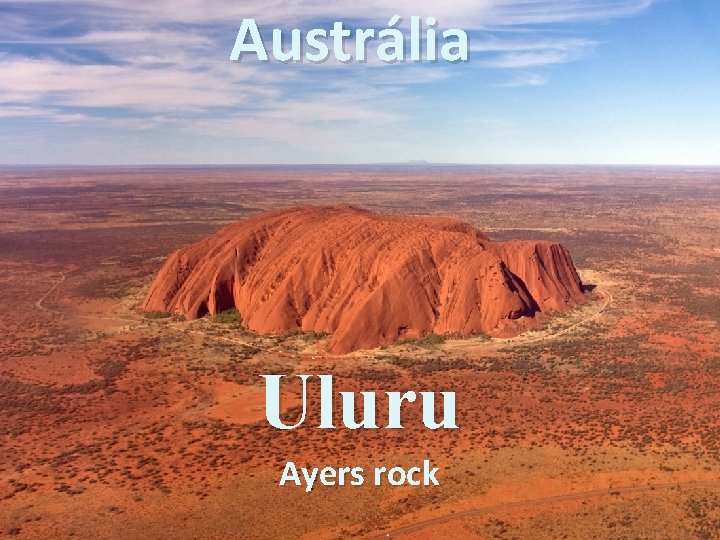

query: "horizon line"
left=1, top=163, right=720, bottom=168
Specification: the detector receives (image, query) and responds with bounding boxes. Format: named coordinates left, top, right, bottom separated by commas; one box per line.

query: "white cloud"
left=0, top=105, right=88, bottom=122
left=471, top=37, right=598, bottom=54
left=0, top=0, right=657, bottom=150
left=0, top=53, right=281, bottom=110
left=496, top=72, right=548, bottom=86
left=0, top=29, right=213, bottom=47
left=471, top=36, right=598, bottom=67
left=3, top=0, right=654, bottom=27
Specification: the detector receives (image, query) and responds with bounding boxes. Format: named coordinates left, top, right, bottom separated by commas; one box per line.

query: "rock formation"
left=142, top=205, right=585, bottom=353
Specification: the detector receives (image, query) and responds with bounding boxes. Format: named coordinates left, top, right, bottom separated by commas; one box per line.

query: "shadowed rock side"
left=142, top=205, right=585, bottom=353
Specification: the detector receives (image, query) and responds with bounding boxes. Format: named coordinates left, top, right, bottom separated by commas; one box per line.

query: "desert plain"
left=1, top=165, right=719, bottom=539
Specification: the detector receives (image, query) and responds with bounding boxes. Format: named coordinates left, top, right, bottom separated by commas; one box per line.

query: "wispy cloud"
left=471, top=36, right=598, bottom=68
left=1, top=0, right=654, bottom=26
left=0, top=104, right=88, bottom=122
left=0, top=0, right=657, bottom=157
left=0, top=54, right=279, bottom=110
left=495, top=72, right=548, bottom=87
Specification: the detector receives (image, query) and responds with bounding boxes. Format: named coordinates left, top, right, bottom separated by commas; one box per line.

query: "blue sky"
left=0, top=0, right=718, bottom=165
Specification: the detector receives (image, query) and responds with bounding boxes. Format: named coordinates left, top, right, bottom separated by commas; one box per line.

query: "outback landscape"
left=1, top=165, right=719, bottom=539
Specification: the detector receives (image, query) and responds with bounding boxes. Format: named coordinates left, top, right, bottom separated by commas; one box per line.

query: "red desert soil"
left=142, top=205, right=585, bottom=353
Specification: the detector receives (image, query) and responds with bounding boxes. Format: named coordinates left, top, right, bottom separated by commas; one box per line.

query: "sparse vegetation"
left=1, top=167, right=719, bottom=538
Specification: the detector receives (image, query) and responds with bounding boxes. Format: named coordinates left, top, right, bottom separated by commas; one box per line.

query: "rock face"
left=142, top=205, right=585, bottom=353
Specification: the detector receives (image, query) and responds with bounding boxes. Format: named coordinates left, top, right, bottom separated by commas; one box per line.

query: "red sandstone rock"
left=142, top=205, right=585, bottom=353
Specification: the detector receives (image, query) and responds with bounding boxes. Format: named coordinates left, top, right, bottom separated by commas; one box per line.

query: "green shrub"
left=213, top=308, right=242, bottom=324
left=419, top=333, right=446, bottom=346
left=143, top=310, right=171, bottom=319
left=399, top=332, right=446, bottom=348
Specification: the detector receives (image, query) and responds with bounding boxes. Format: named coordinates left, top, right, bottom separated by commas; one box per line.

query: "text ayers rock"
left=142, top=205, right=585, bottom=353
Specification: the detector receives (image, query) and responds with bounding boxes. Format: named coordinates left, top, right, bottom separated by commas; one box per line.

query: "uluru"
left=142, top=205, right=585, bottom=353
